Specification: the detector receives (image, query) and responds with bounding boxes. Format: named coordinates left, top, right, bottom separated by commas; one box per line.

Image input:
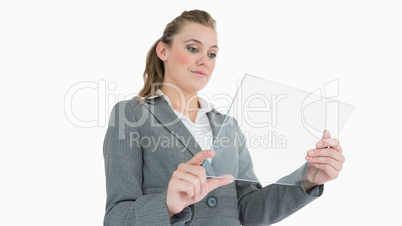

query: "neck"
left=160, top=86, right=199, bottom=113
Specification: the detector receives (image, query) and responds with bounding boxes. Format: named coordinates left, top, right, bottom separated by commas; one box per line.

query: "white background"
left=1, top=0, right=401, bottom=225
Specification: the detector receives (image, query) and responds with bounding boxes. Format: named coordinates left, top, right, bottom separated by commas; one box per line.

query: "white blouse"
left=150, top=89, right=214, bottom=163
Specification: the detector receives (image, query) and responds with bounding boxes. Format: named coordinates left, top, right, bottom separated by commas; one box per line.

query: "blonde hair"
left=134, top=10, right=216, bottom=105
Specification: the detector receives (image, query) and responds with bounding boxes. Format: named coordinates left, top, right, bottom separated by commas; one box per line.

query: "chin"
left=180, top=78, right=209, bottom=94
left=186, top=84, right=207, bottom=94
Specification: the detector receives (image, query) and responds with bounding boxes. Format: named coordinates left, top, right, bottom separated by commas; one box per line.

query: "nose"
left=197, top=54, right=210, bottom=67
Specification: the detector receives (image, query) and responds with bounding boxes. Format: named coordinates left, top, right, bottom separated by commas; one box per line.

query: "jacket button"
left=206, top=196, right=217, bottom=208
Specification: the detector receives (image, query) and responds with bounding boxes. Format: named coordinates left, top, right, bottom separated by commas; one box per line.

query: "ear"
left=156, top=41, right=168, bottom=61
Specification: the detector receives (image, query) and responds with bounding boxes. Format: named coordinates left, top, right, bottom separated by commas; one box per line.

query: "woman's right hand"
left=166, top=150, right=234, bottom=217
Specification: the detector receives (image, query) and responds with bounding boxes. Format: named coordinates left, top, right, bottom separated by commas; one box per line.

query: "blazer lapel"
left=207, top=109, right=228, bottom=176
left=143, top=97, right=216, bottom=176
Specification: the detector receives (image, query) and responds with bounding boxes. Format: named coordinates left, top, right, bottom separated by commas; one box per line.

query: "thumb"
left=322, top=129, right=331, bottom=140
left=206, top=174, right=234, bottom=193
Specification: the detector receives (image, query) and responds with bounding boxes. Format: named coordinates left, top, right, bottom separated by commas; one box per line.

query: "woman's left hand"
left=304, top=130, right=345, bottom=189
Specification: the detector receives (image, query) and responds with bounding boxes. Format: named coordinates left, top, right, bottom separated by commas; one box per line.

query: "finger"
left=172, top=170, right=203, bottom=200
left=306, top=156, right=343, bottom=171
left=177, top=163, right=207, bottom=189
left=307, top=148, right=345, bottom=162
left=169, top=178, right=195, bottom=199
left=206, top=174, right=234, bottom=193
left=310, top=163, right=340, bottom=181
left=322, top=130, right=331, bottom=140
left=316, top=138, right=342, bottom=152
left=187, top=150, right=215, bottom=166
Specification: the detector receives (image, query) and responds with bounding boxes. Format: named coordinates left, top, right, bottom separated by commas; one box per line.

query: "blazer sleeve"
left=233, top=118, right=324, bottom=225
left=103, top=101, right=171, bottom=226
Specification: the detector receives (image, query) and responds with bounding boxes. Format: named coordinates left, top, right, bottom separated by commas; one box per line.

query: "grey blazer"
left=103, top=97, right=323, bottom=226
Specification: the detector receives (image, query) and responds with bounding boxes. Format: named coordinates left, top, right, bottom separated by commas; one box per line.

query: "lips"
left=191, top=70, right=206, bottom=78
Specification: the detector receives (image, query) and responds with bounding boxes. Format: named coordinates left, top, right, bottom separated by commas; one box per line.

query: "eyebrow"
left=184, top=39, right=219, bottom=49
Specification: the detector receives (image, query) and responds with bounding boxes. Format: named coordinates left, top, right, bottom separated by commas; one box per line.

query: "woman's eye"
left=208, top=53, right=217, bottom=58
left=187, top=47, right=198, bottom=52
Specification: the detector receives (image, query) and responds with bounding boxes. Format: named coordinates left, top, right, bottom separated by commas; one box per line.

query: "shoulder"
left=110, top=99, right=148, bottom=114
left=112, top=98, right=143, bottom=108
left=208, top=108, right=240, bottom=130
left=108, top=99, right=147, bottom=125
left=209, top=108, right=237, bottom=126
left=210, top=107, right=223, bottom=116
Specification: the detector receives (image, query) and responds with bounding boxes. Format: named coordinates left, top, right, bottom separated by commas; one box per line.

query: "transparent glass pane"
left=207, top=74, right=354, bottom=186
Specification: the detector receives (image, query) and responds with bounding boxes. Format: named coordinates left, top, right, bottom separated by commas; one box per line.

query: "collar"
left=148, top=89, right=214, bottom=113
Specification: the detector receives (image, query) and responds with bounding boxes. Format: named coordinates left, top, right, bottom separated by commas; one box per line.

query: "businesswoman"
left=103, top=10, right=345, bottom=225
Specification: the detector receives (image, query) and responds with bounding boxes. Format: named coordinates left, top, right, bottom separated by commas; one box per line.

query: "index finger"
left=187, top=150, right=215, bottom=165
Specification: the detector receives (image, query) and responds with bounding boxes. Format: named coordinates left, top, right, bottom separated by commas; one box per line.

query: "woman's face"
left=158, top=22, right=218, bottom=96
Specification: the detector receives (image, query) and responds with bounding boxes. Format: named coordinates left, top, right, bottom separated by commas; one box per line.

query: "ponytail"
left=134, top=38, right=164, bottom=105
